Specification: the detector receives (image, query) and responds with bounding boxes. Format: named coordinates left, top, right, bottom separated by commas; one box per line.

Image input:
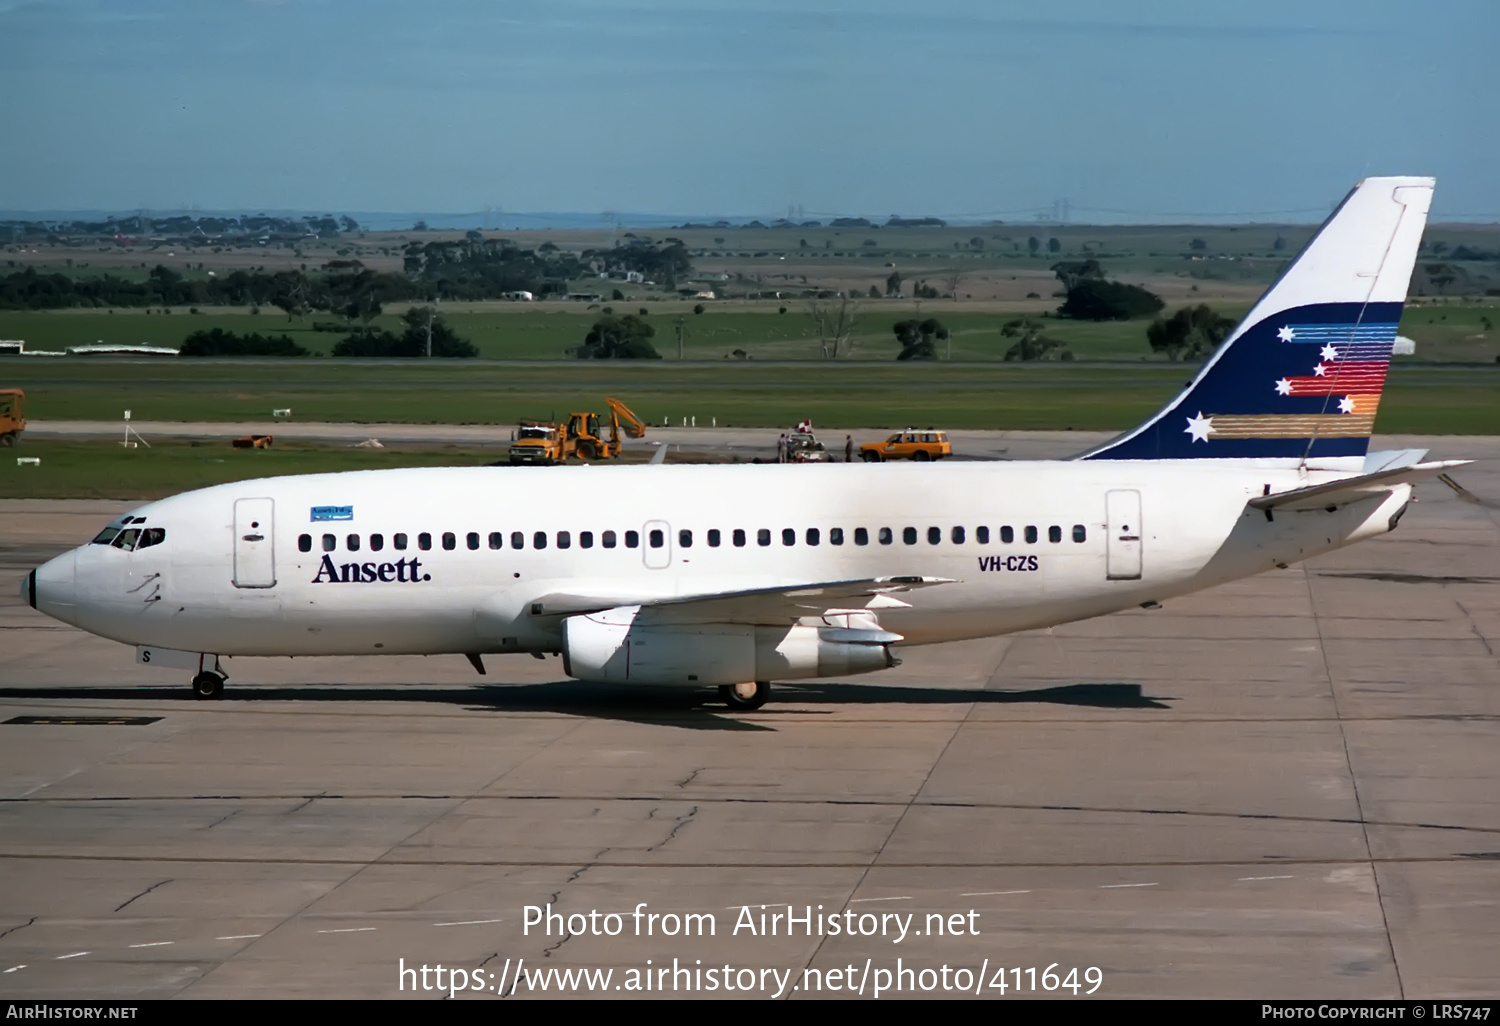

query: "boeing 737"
left=21, top=176, right=1464, bottom=709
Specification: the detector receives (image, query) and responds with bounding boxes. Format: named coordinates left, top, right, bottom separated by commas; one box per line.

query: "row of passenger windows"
left=298, top=524, right=1088, bottom=554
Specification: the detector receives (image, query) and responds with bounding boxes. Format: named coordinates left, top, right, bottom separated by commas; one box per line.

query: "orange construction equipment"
left=0, top=390, right=26, bottom=447
left=231, top=434, right=274, bottom=449
left=508, top=420, right=574, bottom=465
left=570, top=397, right=647, bottom=461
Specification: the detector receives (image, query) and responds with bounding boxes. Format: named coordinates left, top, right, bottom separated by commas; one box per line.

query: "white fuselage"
left=30, top=460, right=1408, bottom=679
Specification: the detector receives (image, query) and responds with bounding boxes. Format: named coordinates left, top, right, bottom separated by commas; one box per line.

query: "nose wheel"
left=719, top=680, right=770, bottom=711
left=191, top=671, right=226, bottom=700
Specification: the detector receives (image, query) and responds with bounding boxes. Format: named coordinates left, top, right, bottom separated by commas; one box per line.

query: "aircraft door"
left=642, top=519, right=672, bottom=570
left=1105, top=489, right=1142, bottom=580
left=233, top=497, right=277, bottom=588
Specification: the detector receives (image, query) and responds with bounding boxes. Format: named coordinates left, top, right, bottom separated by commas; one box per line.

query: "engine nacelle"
left=561, top=608, right=897, bottom=686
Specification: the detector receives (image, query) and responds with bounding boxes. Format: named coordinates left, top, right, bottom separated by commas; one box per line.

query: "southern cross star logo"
left=1184, top=411, right=1214, bottom=442
left=1320, top=344, right=1339, bottom=361
left=1275, top=378, right=1292, bottom=395
left=1277, top=326, right=1295, bottom=342
left=1338, top=396, right=1356, bottom=413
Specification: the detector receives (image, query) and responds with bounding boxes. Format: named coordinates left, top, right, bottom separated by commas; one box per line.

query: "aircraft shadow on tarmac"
left=0, top=680, right=1170, bottom=731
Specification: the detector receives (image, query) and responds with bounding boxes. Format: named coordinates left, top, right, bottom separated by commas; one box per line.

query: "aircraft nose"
left=29, top=550, right=78, bottom=618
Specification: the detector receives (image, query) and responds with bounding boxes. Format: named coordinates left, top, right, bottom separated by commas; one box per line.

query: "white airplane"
left=22, top=177, right=1465, bottom=710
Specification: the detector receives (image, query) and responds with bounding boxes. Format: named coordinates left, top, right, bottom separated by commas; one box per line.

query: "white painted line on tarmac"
left=848, top=896, right=913, bottom=903
left=4, top=965, right=25, bottom=973
left=317, top=927, right=376, bottom=934
left=1238, top=875, right=1294, bottom=881
left=434, top=919, right=504, bottom=927
left=961, top=890, right=1031, bottom=897
left=1099, top=882, right=1158, bottom=889
left=56, top=951, right=90, bottom=960
left=128, top=941, right=174, bottom=948
left=217, top=934, right=262, bottom=940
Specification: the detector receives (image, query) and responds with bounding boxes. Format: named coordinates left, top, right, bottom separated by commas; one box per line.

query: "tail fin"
left=1083, top=176, right=1433, bottom=463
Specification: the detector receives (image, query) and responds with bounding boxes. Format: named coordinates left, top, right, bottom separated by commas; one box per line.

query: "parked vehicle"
left=860, top=429, right=951, bottom=462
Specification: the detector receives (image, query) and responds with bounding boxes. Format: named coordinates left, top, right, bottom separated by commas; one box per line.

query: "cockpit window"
left=136, top=528, right=166, bottom=550
left=111, top=528, right=141, bottom=551
left=91, top=526, right=121, bottom=545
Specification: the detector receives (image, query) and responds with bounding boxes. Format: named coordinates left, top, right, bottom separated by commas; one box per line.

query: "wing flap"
left=1249, top=459, right=1470, bottom=512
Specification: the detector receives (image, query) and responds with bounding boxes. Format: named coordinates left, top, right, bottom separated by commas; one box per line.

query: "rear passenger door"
left=642, top=519, right=672, bottom=569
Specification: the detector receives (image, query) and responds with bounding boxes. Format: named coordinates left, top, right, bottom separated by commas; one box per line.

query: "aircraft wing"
left=1249, top=460, right=1471, bottom=513
left=526, top=575, right=957, bottom=624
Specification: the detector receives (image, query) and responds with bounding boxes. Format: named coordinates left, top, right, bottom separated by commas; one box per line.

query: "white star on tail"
left=1313, top=363, right=1327, bottom=377
left=1277, top=326, right=1295, bottom=342
left=1185, top=411, right=1214, bottom=443
left=1338, top=396, right=1355, bottom=413
left=1275, top=378, right=1292, bottom=396
left=1320, top=344, right=1339, bottom=361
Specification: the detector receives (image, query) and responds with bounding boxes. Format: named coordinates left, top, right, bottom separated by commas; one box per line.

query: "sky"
left=1, top=0, right=1496, bottom=223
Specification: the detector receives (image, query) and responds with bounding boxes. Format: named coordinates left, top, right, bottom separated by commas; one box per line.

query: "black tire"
left=862, top=451, right=881, bottom=463
left=191, top=672, right=225, bottom=700
left=0, top=433, right=15, bottom=448
left=912, top=450, right=931, bottom=462
left=719, top=681, right=770, bottom=711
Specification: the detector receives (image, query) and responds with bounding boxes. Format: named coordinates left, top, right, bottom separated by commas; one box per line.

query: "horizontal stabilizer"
left=528, top=575, right=957, bottom=624
left=1248, top=460, right=1470, bottom=512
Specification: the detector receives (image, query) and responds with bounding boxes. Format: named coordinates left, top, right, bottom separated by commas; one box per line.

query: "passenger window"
left=976, top=526, right=990, bottom=544
left=533, top=531, right=548, bottom=550
left=442, top=532, right=456, bottom=551
left=323, top=534, right=336, bottom=552
left=1073, top=525, right=1087, bottom=543
left=625, top=530, right=639, bottom=548
left=1000, top=526, right=1013, bottom=544
left=782, top=528, right=795, bottom=546
left=419, top=533, right=432, bottom=551
left=112, top=529, right=140, bottom=550
left=557, top=531, right=571, bottom=549
left=298, top=534, right=312, bottom=553
left=648, top=529, right=664, bottom=548
left=879, top=527, right=893, bottom=545
left=489, top=531, right=504, bottom=550
left=603, top=530, right=617, bottom=549
left=708, top=529, right=721, bottom=547
left=394, top=533, right=408, bottom=550
left=928, top=526, right=941, bottom=545
left=830, top=527, right=844, bottom=545
left=511, top=531, right=524, bottom=549
left=733, top=529, right=746, bottom=547
left=758, top=529, right=771, bottom=547
left=370, top=533, right=384, bottom=552
left=467, top=532, right=480, bottom=550
left=580, top=531, right=594, bottom=549
left=1025, top=526, right=1038, bottom=544
left=1048, top=525, right=1062, bottom=543
left=137, top=528, right=165, bottom=549
left=347, top=533, right=360, bottom=551
left=951, top=526, right=965, bottom=544
left=679, top=529, right=692, bottom=548
left=903, top=527, right=917, bottom=545
left=854, top=527, right=869, bottom=546
left=806, top=528, right=820, bottom=546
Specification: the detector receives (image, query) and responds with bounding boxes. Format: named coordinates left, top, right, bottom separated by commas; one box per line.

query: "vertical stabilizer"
left=1083, top=176, right=1433, bottom=462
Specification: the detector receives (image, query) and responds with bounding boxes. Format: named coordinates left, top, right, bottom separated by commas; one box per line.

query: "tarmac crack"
left=0, top=917, right=36, bottom=941
left=646, top=806, right=698, bottom=852
left=114, top=879, right=171, bottom=913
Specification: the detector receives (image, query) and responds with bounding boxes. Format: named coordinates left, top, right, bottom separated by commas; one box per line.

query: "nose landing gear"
left=719, top=680, right=770, bottom=711
left=191, top=670, right=226, bottom=700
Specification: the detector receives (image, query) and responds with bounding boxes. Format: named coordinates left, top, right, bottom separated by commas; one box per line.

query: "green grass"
left=0, top=360, right=1493, bottom=434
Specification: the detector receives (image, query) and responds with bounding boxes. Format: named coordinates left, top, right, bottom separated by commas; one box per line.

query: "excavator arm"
left=605, top=397, right=648, bottom=442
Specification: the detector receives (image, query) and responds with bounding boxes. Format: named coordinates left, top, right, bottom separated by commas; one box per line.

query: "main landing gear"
left=719, top=680, right=771, bottom=711
left=191, top=670, right=226, bottom=700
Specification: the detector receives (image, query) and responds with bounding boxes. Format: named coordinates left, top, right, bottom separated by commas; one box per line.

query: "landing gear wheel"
left=862, top=451, right=881, bottom=463
left=720, top=680, right=770, bottom=711
left=191, top=672, right=225, bottom=700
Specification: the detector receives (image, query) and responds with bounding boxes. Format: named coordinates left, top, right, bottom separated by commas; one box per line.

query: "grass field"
left=1, top=360, right=1494, bottom=435
left=1, top=299, right=1496, bottom=362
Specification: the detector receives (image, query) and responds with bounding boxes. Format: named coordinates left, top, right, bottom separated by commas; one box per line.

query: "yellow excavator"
left=508, top=398, right=646, bottom=465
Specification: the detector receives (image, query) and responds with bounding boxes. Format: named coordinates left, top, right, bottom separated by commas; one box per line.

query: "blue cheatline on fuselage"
left=1083, top=301, right=1402, bottom=461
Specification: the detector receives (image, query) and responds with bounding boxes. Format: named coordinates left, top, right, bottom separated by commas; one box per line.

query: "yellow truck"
left=0, top=390, right=25, bottom=447
left=860, top=428, right=952, bottom=462
left=508, top=421, right=574, bottom=465
left=510, top=398, right=647, bottom=465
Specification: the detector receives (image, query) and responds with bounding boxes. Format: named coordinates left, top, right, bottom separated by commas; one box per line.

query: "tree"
left=1146, top=304, right=1235, bottom=360
left=1027, top=236, right=1040, bottom=255
left=885, top=270, right=902, bottom=297
left=333, top=307, right=477, bottom=357
left=808, top=296, right=858, bottom=359
left=179, top=328, right=309, bottom=357
left=1047, top=237, right=1060, bottom=253
left=1000, top=318, right=1071, bottom=361
left=1189, top=238, right=1207, bottom=251
left=1058, top=279, right=1164, bottom=321
left=1050, top=259, right=1104, bottom=292
left=893, top=318, right=947, bottom=360
left=575, top=314, right=660, bottom=359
